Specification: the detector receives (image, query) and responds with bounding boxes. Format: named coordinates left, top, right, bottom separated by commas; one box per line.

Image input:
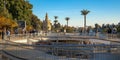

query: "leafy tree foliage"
left=53, top=16, right=61, bottom=32
left=94, top=23, right=101, bottom=33
left=0, top=16, right=18, bottom=29
left=30, top=14, right=42, bottom=31
left=117, top=23, right=120, bottom=33
left=0, top=0, right=42, bottom=32
left=66, top=26, right=75, bottom=33
left=54, top=22, right=61, bottom=32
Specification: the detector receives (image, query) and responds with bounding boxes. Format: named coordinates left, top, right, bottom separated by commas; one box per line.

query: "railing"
left=105, top=34, right=120, bottom=39
left=0, top=32, right=120, bottom=60
left=6, top=32, right=119, bottom=41
left=1, top=40, right=120, bottom=60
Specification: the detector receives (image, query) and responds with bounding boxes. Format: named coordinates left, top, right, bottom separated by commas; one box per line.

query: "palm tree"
left=65, top=17, right=70, bottom=28
left=54, top=16, right=58, bottom=24
left=54, top=16, right=58, bottom=32
left=81, top=9, right=90, bottom=34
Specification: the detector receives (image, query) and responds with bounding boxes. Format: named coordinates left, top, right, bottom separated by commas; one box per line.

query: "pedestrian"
left=6, top=30, right=10, bottom=40
left=1, top=30, right=4, bottom=40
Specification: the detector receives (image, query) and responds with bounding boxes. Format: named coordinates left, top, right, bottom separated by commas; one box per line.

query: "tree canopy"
left=81, top=9, right=90, bottom=16
left=0, top=16, right=18, bottom=29
left=0, top=0, right=42, bottom=31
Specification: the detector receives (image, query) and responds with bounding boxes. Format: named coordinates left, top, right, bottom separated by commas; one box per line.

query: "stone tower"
left=43, top=13, right=51, bottom=32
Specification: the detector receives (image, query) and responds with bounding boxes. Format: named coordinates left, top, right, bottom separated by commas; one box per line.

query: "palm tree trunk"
left=67, top=21, right=68, bottom=28
left=84, top=15, right=86, bottom=34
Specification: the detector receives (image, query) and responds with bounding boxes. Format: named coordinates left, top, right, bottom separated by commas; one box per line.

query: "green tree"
left=117, top=22, right=120, bottom=33
left=54, top=16, right=58, bottom=24
left=0, top=0, right=43, bottom=32
left=0, top=16, right=18, bottom=34
left=0, top=0, right=33, bottom=25
left=54, top=16, right=58, bottom=32
left=0, top=16, right=17, bottom=28
left=30, top=14, right=42, bottom=31
left=102, top=24, right=107, bottom=33
left=0, top=0, right=12, bottom=19
left=66, top=26, right=74, bottom=33
left=81, top=9, right=90, bottom=34
left=95, top=23, right=99, bottom=33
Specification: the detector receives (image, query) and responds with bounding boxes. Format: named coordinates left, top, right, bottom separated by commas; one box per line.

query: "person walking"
left=1, top=30, right=4, bottom=40
left=6, top=30, right=10, bottom=40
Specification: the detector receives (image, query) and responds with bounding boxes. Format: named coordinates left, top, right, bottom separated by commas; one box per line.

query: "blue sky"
left=29, top=0, right=120, bottom=27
